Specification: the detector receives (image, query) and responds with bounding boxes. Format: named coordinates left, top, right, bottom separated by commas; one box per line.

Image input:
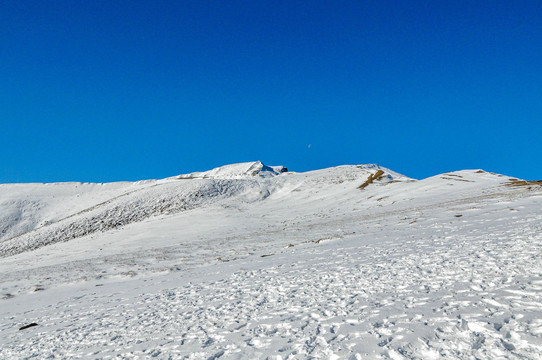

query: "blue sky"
left=1, top=1, right=541, bottom=182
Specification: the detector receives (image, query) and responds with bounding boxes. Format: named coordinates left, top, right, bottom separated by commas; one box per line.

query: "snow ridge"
left=174, top=161, right=287, bottom=179
left=0, top=178, right=269, bottom=257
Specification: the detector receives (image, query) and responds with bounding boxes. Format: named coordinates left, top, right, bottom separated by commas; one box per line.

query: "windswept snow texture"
left=1, top=162, right=542, bottom=359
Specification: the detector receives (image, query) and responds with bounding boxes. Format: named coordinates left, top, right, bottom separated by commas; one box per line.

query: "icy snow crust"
left=1, top=162, right=542, bottom=359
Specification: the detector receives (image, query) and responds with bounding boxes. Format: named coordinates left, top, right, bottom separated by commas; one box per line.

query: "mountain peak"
left=174, top=161, right=288, bottom=180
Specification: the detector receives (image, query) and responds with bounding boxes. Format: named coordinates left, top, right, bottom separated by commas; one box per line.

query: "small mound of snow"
left=174, top=161, right=287, bottom=180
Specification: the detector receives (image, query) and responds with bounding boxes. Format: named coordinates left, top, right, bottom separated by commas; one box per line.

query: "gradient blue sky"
left=1, top=1, right=541, bottom=183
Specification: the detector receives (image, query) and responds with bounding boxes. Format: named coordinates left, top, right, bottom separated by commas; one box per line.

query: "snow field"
left=1, top=163, right=541, bottom=358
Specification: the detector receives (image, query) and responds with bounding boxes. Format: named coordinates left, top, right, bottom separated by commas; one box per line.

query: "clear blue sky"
left=1, top=1, right=541, bottom=182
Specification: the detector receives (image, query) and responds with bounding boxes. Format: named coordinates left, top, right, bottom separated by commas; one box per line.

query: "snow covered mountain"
left=1, top=162, right=541, bottom=359
left=172, top=161, right=288, bottom=179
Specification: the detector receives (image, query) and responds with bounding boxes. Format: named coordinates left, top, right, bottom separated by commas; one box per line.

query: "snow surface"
left=173, top=161, right=287, bottom=179
left=1, top=162, right=541, bottom=359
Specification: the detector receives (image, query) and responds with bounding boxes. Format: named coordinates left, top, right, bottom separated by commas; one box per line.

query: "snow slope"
left=173, top=161, right=288, bottom=179
left=1, top=162, right=541, bottom=359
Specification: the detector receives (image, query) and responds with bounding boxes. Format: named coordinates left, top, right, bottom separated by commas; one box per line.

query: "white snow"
left=1, top=163, right=541, bottom=359
left=173, top=161, right=287, bottom=179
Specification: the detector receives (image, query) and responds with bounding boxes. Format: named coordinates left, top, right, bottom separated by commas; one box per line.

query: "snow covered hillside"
left=1, top=161, right=541, bottom=359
